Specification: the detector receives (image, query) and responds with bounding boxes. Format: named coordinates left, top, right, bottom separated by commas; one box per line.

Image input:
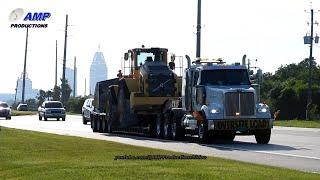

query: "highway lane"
left=1, top=115, right=320, bottom=173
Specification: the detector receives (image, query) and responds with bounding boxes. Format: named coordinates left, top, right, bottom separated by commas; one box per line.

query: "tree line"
left=261, top=58, right=320, bottom=120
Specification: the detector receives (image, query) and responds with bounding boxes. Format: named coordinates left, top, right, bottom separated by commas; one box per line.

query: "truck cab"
left=165, top=59, right=273, bottom=144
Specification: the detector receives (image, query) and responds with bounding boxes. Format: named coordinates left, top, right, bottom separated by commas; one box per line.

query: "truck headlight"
left=257, top=104, right=269, bottom=113
left=210, top=108, right=221, bottom=114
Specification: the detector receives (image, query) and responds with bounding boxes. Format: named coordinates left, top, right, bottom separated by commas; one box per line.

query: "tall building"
left=16, top=72, right=38, bottom=101
left=65, top=67, right=77, bottom=97
left=90, top=50, right=107, bottom=95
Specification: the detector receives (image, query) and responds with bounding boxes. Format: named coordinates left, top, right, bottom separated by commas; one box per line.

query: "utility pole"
left=73, top=56, right=76, bottom=97
left=62, top=14, right=68, bottom=103
left=304, top=6, right=320, bottom=119
left=55, top=40, right=58, bottom=87
left=307, top=9, right=314, bottom=120
left=196, top=0, right=201, bottom=58
left=14, top=77, right=19, bottom=104
left=22, top=27, right=29, bottom=103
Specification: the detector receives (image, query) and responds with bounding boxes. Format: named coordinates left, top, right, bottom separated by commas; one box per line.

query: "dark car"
left=82, top=98, right=94, bottom=124
left=17, top=103, right=28, bottom=111
left=0, top=102, right=11, bottom=120
left=38, top=101, right=66, bottom=121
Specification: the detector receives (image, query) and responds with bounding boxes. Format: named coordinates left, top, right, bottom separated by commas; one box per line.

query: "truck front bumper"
left=207, top=118, right=273, bottom=131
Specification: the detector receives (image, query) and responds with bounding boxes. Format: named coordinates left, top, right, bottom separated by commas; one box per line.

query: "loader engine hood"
left=140, top=61, right=176, bottom=97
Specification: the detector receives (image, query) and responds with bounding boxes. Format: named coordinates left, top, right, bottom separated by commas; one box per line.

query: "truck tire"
left=171, top=119, right=185, bottom=140
left=156, top=116, right=164, bottom=139
left=39, top=114, right=42, bottom=120
left=255, top=129, right=271, bottom=144
left=44, top=117, right=47, bottom=121
left=198, top=120, right=210, bottom=143
left=62, top=117, right=65, bottom=121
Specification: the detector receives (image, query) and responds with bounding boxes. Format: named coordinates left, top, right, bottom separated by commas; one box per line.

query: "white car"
left=38, top=101, right=66, bottom=121
left=82, top=98, right=94, bottom=124
left=0, top=102, right=11, bottom=120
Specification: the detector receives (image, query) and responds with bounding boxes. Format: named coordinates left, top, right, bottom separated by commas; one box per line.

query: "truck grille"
left=225, top=92, right=255, bottom=116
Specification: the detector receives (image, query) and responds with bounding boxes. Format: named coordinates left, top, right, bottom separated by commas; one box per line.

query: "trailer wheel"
left=156, top=116, right=164, bottom=139
left=148, top=119, right=157, bottom=138
left=92, top=116, right=98, bottom=132
left=163, top=117, right=171, bottom=139
left=98, top=118, right=103, bottom=133
left=198, top=120, right=210, bottom=143
left=255, top=129, right=271, bottom=144
left=82, top=115, right=87, bottom=125
left=101, top=118, right=108, bottom=133
left=107, top=118, right=112, bottom=133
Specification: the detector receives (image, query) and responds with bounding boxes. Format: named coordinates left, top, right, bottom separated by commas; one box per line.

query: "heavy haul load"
left=161, top=56, right=273, bottom=144
left=91, top=47, right=181, bottom=136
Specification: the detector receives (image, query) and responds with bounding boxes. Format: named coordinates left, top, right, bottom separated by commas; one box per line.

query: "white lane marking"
left=208, top=144, right=320, bottom=161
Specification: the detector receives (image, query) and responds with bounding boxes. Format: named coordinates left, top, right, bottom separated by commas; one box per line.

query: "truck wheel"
left=56, top=118, right=60, bottom=121
left=6, top=116, right=11, bottom=120
left=156, top=116, right=164, bottom=139
left=44, top=117, right=47, bottom=121
left=62, top=117, right=65, bottom=121
left=198, top=121, right=210, bottom=143
left=171, top=119, right=185, bottom=140
left=82, top=115, right=87, bottom=125
left=255, top=129, right=271, bottom=144
left=39, top=115, right=42, bottom=120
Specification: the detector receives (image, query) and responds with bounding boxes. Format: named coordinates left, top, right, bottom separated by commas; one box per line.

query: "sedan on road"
left=38, top=101, right=66, bottom=121
left=0, top=102, right=11, bottom=120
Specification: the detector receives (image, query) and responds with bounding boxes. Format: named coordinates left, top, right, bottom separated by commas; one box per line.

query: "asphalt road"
left=1, top=115, right=320, bottom=173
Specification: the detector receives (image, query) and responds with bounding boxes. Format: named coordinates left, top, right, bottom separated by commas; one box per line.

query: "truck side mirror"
left=249, top=70, right=254, bottom=75
left=196, top=85, right=206, bottom=105
left=169, top=62, right=175, bottom=70
left=124, top=53, right=128, bottom=61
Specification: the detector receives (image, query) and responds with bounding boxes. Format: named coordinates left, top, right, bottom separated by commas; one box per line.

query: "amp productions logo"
left=9, top=8, right=51, bottom=28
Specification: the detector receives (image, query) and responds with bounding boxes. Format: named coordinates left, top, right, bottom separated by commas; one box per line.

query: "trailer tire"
left=98, top=118, right=103, bottom=133
left=255, top=129, right=271, bottom=144
left=156, top=116, right=164, bottom=139
left=163, top=116, right=171, bottom=139
left=92, top=116, right=98, bottom=132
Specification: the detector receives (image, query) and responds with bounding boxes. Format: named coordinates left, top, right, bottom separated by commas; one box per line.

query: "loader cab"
left=123, top=47, right=168, bottom=78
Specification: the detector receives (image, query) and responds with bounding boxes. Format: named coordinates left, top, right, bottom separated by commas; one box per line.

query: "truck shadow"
left=101, top=133, right=302, bottom=151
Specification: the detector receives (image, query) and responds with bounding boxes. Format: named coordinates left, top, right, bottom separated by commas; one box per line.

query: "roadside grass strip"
left=0, top=128, right=319, bottom=179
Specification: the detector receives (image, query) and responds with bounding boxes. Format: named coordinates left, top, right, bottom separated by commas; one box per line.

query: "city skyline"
left=0, top=0, right=320, bottom=95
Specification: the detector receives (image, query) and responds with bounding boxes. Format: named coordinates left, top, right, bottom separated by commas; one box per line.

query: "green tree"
left=52, top=85, right=61, bottom=101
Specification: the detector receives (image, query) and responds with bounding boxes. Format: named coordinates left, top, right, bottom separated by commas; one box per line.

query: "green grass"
left=274, top=120, right=320, bottom=128
left=11, top=110, right=37, bottom=116
left=0, top=128, right=319, bottom=179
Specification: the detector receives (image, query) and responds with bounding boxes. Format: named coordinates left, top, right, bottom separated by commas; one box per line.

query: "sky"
left=0, top=0, right=320, bottom=96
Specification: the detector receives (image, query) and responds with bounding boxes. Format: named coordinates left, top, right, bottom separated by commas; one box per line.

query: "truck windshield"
left=45, top=102, right=63, bottom=108
left=200, top=69, right=250, bottom=86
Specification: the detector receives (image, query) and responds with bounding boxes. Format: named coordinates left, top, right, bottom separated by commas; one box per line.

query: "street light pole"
left=22, top=27, right=29, bottom=103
